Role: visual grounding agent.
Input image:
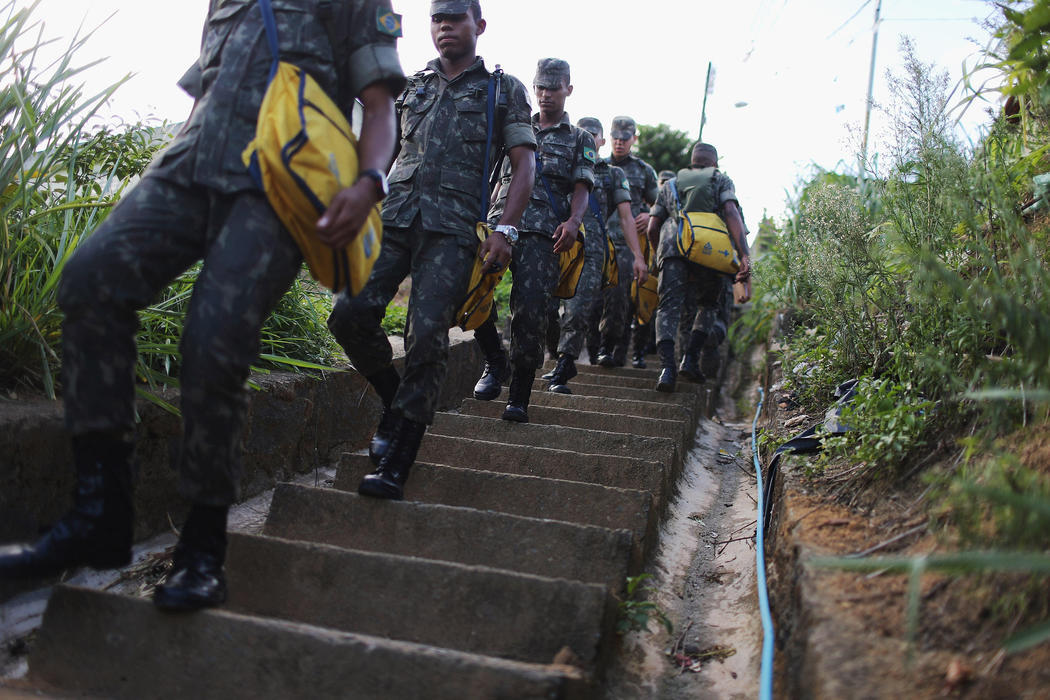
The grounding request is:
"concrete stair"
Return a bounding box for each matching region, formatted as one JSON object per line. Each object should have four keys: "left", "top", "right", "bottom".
{"left": 24, "top": 356, "right": 708, "bottom": 699}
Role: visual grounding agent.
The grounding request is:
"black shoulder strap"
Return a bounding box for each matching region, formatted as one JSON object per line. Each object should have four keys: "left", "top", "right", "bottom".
{"left": 478, "top": 67, "right": 503, "bottom": 223}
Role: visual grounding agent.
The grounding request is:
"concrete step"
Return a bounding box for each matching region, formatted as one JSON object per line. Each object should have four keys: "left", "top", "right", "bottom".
{"left": 432, "top": 413, "right": 678, "bottom": 471}
{"left": 417, "top": 434, "right": 666, "bottom": 499}
{"left": 542, "top": 360, "right": 662, "bottom": 381}
{"left": 264, "top": 483, "right": 635, "bottom": 587}
{"left": 31, "top": 586, "right": 590, "bottom": 700}
{"left": 336, "top": 454, "right": 656, "bottom": 554}
{"left": 528, "top": 390, "right": 693, "bottom": 423}
{"left": 459, "top": 398, "right": 690, "bottom": 446}
{"left": 515, "top": 380, "right": 700, "bottom": 408}
{"left": 224, "top": 533, "right": 610, "bottom": 666}
{"left": 537, "top": 371, "right": 703, "bottom": 394}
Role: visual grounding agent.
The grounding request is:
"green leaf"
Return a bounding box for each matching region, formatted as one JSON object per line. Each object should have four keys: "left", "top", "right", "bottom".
{"left": 1004, "top": 620, "right": 1050, "bottom": 654}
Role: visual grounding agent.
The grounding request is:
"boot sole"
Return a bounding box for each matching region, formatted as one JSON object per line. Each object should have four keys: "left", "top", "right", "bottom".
{"left": 154, "top": 587, "right": 227, "bottom": 613}
{"left": 358, "top": 479, "right": 405, "bottom": 501}
{"left": 656, "top": 382, "right": 676, "bottom": 393}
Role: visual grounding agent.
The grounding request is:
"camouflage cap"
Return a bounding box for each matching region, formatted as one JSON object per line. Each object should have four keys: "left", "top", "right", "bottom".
{"left": 692, "top": 142, "right": 718, "bottom": 161}
{"left": 534, "top": 58, "right": 571, "bottom": 87}
{"left": 430, "top": 0, "right": 477, "bottom": 15}
{"left": 658, "top": 170, "right": 676, "bottom": 182}
{"left": 577, "top": 117, "right": 603, "bottom": 138}
{"left": 610, "top": 116, "right": 636, "bottom": 140}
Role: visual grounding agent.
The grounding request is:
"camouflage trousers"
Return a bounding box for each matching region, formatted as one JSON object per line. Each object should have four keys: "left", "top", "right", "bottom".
{"left": 507, "top": 231, "right": 560, "bottom": 372}
{"left": 58, "top": 176, "right": 303, "bottom": 506}
{"left": 655, "top": 257, "right": 730, "bottom": 351}
{"left": 556, "top": 229, "right": 605, "bottom": 359}
{"left": 597, "top": 239, "right": 635, "bottom": 346}
{"left": 327, "top": 221, "right": 475, "bottom": 425}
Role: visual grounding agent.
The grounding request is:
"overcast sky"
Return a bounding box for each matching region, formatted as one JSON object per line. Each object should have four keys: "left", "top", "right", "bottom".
{"left": 25, "top": 0, "right": 1000, "bottom": 221}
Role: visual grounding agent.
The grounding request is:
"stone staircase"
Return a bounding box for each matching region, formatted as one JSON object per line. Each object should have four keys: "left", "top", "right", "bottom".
{"left": 22, "top": 362, "right": 713, "bottom": 699}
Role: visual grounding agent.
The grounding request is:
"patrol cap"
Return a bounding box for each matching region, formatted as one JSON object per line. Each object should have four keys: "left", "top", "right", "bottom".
{"left": 658, "top": 170, "right": 675, "bottom": 182}
{"left": 534, "top": 58, "right": 571, "bottom": 87}
{"left": 610, "top": 116, "right": 636, "bottom": 140}
{"left": 692, "top": 142, "right": 718, "bottom": 161}
{"left": 430, "top": 0, "right": 479, "bottom": 16}
{"left": 577, "top": 117, "right": 603, "bottom": 138}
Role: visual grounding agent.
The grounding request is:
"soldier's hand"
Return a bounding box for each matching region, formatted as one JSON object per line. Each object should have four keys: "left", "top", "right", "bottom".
{"left": 632, "top": 255, "right": 649, "bottom": 285}
{"left": 634, "top": 211, "right": 650, "bottom": 236}
{"left": 552, "top": 220, "right": 579, "bottom": 254}
{"left": 735, "top": 254, "right": 751, "bottom": 283}
{"left": 480, "top": 230, "right": 512, "bottom": 273}
{"left": 317, "top": 180, "right": 378, "bottom": 249}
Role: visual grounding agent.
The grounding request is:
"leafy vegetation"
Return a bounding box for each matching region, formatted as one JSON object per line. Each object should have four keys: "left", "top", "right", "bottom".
{"left": 616, "top": 574, "right": 673, "bottom": 636}
{"left": 737, "top": 3, "right": 1050, "bottom": 653}
{"left": 635, "top": 123, "right": 693, "bottom": 174}
{"left": 1, "top": 1, "right": 340, "bottom": 403}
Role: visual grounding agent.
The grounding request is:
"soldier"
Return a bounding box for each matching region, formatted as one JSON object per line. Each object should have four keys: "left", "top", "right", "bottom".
{"left": 595, "top": 116, "right": 659, "bottom": 368}
{"left": 471, "top": 58, "right": 595, "bottom": 422}
{"left": 646, "top": 142, "right": 751, "bottom": 392}
{"left": 0, "top": 0, "right": 405, "bottom": 611}
{"left": 543, "top": 117, "right": 647, "bottom": 393}
{"left": 327, "top": 1, "right": 535, "bottom": 500}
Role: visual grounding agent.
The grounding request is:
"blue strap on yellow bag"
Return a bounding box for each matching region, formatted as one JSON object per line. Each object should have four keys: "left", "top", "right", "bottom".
{"left": 454, "top": 69, "right": 506, "bottom": 331}
{"left": 241, "top": 0, "right": 382, "bottom": 295}
{"left": 670, "top": 177, "right": 740, "bottom": 275}
{"left": 536, "top": 156, "right": 585, "bottom": 299}
{"left": 588, "top": 194, "right": 619, "bottom": 290}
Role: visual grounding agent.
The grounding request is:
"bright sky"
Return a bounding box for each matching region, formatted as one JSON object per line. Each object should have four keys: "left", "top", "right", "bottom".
{"left": 26, "top": 0, "right": 1000, "bottom": 222}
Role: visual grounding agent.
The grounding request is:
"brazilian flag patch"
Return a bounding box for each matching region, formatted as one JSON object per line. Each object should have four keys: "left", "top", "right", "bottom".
{"left": 621, "top": 177, "right": 630, "bottom": 191}
{"left": 376, "top": 9, "right": 403, "bottom": 37}
{"left": 583, "top": 147, "right": 597, "bottom": 163}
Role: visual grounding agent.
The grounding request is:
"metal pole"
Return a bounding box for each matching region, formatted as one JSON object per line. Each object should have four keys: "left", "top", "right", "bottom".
{"left": 699, "top": 61, "right": 712, "bottom": 141}
{"left": 860, "top": 0, "right": 882, "bottom": 180}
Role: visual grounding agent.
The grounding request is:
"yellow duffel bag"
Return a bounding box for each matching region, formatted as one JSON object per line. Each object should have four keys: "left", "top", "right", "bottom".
{"left": 455, "top": 223, "right": 507, "bottom": 331}
{"left": 553, "top": 226, "right": 586, "bottom": 299}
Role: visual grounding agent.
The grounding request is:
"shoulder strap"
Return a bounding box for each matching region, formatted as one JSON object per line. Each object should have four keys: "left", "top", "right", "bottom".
{"left": 587, "top": 194, "right": 607, "bottom": 239}
{"left": 478, "top": 67, "right": 502, "bottom": 223}
{"left": 536, "top": 154, "right": 566, "bottom": 222}
{"left": 256, "top": 0, "right": 280, "bottom": 80}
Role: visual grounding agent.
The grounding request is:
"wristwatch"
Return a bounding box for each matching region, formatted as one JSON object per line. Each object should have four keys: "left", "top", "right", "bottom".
{"left": 358, "top": 168, "right": 389, "bottom": 200}
{"left": 494, "top": 224, "right": 518, "bottom": 246}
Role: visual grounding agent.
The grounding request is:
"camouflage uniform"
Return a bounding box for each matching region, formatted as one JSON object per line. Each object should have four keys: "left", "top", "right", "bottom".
{"left": 489, "top": 112, "right": 596, "bottom": 372}
{"left": 557, "top": 159, "right": 630, "bottom": 358}
{"left": 58, "top": 0, "right": 404, "bottom": 507}
{"left": 650, "top": 166, "right": 738, "bottom": 350}
{"left": 327, "top": 56, "right": 535, "bottom": 424}
{"left": 600, "top": 152, "right": 658, "bottom": 350}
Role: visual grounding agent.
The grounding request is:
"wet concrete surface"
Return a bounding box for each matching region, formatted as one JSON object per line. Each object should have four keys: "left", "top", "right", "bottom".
{"left": 603, "top": 418, "right": 761, "bottom": 699}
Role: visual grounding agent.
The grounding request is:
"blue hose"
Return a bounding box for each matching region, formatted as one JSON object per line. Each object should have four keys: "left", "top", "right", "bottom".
{"left": 752, "top": 387, "right": 775, "bottom": 699}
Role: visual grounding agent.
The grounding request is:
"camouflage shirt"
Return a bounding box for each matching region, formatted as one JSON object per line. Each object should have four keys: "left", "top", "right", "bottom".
{"left": 382, "top": 57, "right": 535, "bottom": 242}
{"left": 651, "top": 166, "right": 738, "bottom": 263}
{"left": 489, "top": 112, "right": 596, "bottom": 236}
{"left": 583, "top": 160, "right": 631, "bottom": 242}
{"left": 153, "top": 0, "right": 405, "bottom": 193}
{"left": 606, "top": 153, "right": 659, "bottom": 242}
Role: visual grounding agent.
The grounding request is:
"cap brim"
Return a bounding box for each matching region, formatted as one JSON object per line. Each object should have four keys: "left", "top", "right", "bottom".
{"left": 610, "top": 130, "right": 633, "bottom": 140}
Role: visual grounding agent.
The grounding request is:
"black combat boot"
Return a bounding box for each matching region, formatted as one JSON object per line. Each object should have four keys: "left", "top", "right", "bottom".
{"left": 154, "top": 504, "right": 228, "bottom": 612}
{"left": 679, "top": 330, "right": 706, "bottom": 383}
{"left": 358, "top": 417, "right": 427, "bottom": 500}
{"left": 587, "top": 342, "right": 601, "bottom": 365}
{"left": 656, "top": 340, "right": 678, "bottom": 393}
{"left": 0, "top": 433, "right": 134, "bottom": 580}
{"left": 502, "top": 370, "right": 535, "bottom": 423}
{"left": 631, "top": 350, "right": 647, "bottom": 369}
{"left": 610, "top": 344, "right": 627, "bottom": 368}
{"left": 473, "top": 320, "right": 509, "bottom": 400}
{"left": 367, "top": 366, "right": 401, "bottom": 464}
{"left": 546, "top": 354, "right": 577, "bottom": 394}
{"left": 596, "top": 339, "right": 617, "bottom": 367}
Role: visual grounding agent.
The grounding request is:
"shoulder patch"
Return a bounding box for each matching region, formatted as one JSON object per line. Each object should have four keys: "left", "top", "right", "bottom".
{"left": 583, "top": 147, "right": 597, "bottom": 163}
{"left": 621, "top": 177, "right": 630, "bottom": 190}
{"left": 376, "top": 9, "right": 403, "bottom": 37}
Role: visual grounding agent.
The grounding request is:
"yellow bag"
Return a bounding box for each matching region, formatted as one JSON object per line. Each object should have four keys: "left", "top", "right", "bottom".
{"left": 242, "top": 2, "right": 381, "bottom": 295}
{"left": 675, "top": 212, "right": 739, "bottom": 275}
{"left": 553, "top": 227, "right": 586, "bottom": 299}
{"left": 601, "top": 234, "right": 619, "bottom": 289}
{"left": 455, "top": 223, "right": 507, "bottom": 331}
{"left": 632, "top": 273, "right": 659, "bottom": 325}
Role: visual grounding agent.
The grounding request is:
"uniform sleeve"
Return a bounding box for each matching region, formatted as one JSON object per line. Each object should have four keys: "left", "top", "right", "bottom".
{"left": 643, "top": 162, "right": 659, "bottom": 205}
{"left": 572, "top": 128, "right": 596, "bottom": 189}
{"left": 650, "top": 183, "right": 673, "bottom": 223}
{"left": 610, "top": 165, "right": 632, "bottom": 206}
{"left": 501, "top": 75, "right": 537, "bottom": 150}
{"left": 717, "top": 172, "right": 739, "bottom": 206}
{"left": 342, "top": 0, "right": 407, "bottom": 99}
